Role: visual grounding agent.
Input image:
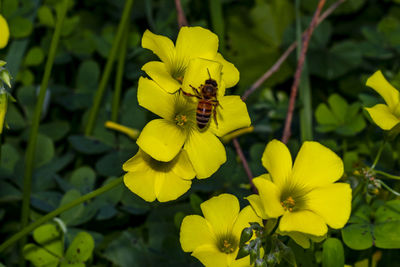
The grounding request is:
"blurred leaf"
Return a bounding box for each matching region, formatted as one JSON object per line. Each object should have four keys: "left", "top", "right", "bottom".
{"left": 95, "top": 150, "right": 131, "bottom": 177}
{"left": 23, "top": 244, "right": 59, "bottom": 267}
{"left": 322, "top": 238, "right": 344, "bottom": 267}
{"left": 3, "top": 0, "right": 19, "bottom": 18}
{"left": 39, "top": 120, "right": 70, "bottom": 141}
{"left": 34, "top": 134, "right": 55, "bottom": 168}
{"left": 76, "top": 60, "right": 100, "bottom": 93}
{"left": 63, "top": 232, "right": 94, "bottom": 264}
{"left": 68, "top": 135, "right": 112, "bottom": 154}
{"left": 24, "top": 47, "right": 45, "bottom": 66}
{"left": 9, "top": 16, "right": 34, "bottom": 38}
{"left": 33, "top": 224, "right": 63, "bottom": 257}
{"left": 59, "top": 189, "right": 85, "bottom": 226}
{"left": 0, "top": 143, "right": 20, "bottom": 175}
{"left": 38, "top": 5, "right": 55, "bottom": 27}
{"left": 69, "top": 166, "right": 96, "bottom": 194}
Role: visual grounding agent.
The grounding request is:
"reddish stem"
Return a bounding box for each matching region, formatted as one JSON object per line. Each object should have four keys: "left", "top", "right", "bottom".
{"left": 174, "top": 0, "right": 188, "bottom": 28}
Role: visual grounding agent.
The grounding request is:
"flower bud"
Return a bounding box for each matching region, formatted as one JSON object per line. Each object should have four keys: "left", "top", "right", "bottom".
{"left": 239, "top": 227, "right": 253, "bottom": 246}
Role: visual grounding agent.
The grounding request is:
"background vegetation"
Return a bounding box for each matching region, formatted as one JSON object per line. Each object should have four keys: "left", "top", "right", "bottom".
{"left": 1, "top": 0, "right": 400, "bottom": 266}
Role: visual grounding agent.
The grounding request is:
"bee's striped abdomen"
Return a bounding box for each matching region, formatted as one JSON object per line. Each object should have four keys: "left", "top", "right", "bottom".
{"left": 196, "top": 100, "right": 213, "bottom": 129}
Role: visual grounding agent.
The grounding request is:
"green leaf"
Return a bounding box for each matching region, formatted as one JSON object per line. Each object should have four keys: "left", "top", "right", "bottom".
{"left": 34, "top": 134, "right": 55, "bottom": 168}
{"left": 24, "top": 47, "right": 45, "bottom": 66}
{"left": 68, "top": 135, "right": 112, "bottom": 154}
{"left": 59, "top": 189, "right": 85, "bottom": 226}
{"left": 33, "top": 224, "right": 63, "bottom": 257}
{"left": 39, "top": 120, "right": 70, "bottom": 141}
{"left": 9, "top": 16, "right": 34, "bottom": 38}
{"left": 322, "top": 238, "right": 344, "bottom": 267}
{"left": 374, "top": 200, "right": 400, "bottom": 248}
{"left": 23, "top": 244, "right": 59, "bottom": 267}
{"left": 0, "top": 143, "right": 19, "bottom": 174}
{"left": 69, "top": 166, "right": 96, "bottom": 194}
{"left": 2, "top": 0, "right": 19, "bottom": 19}
{"left": 38, "top": 5, "right": 55, "bottom": 27}
{"left": 342, "top": 223, "right": 373, "bottom": 250}
{"left": 76, "top": 60, "right": 100, "bottom": 93}
{"left": 63, "top": 232, "right": 95, "bottom": 264}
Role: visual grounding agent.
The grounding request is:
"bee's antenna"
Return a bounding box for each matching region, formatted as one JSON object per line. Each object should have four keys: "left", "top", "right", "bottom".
{"left": 206, "top": 68, "right": 211, "bottom": 79}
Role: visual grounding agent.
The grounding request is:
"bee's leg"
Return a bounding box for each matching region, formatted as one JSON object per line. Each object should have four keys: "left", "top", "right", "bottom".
{"left": 190, "top": 85, "right": 202, "bottom": 98}
{"left": 212, "top": 103, "right": 219, "bottom": 127}
{"left": 181, "top": 88, "right": 200, "bottom": 99}
{"left": 211, "top": 99, "right": 223, "bottom": 109}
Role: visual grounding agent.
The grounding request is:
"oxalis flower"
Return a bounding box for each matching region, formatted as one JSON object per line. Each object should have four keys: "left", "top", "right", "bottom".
{"left": 180, "top": 194, "right": 261, "bottom": 267}
{"left": 142, "top": 26, "right": 239, "bottom": 93}
{"left": 136, "top": 58, "right": 250, "bottom": 178}
{"left": 123, "top": 149, "right": 195, "bottom": 202}
{"left": 0, "top": 15, "right": 9, "bottom": 49}
{"left": 247, "top": 140, "right": 352, "bottom": 248}
{"left": 365, "top": 70, "right": 400, "bottom": 130}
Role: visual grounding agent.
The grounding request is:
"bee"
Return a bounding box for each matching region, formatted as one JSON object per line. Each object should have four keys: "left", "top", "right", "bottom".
{"left": 182, "top": 69, "right": 221, "bottom": 129}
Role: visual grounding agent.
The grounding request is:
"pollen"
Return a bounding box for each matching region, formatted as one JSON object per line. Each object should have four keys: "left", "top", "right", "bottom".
{"left": 174, "top": 114, "right": 187, "bottom": 126}
{"left": 217, "top": 234, "right": 237, "bottom": 254}
{"left": 281, "top": 196, "right": 296, "bottom": 212}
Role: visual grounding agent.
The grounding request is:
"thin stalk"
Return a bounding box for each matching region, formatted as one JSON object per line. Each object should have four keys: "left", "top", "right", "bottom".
{"left": 111, "top": 22, "right": 129, "bottom": 122}
{"left": 0, "top": 177, "right": 123, "bottom": 253}
{"left": 84, "top": 0, "right": 134, "bottom": 136}
{"left": 371, "top": 138, "right": 386, "bottom": 170}
{"left": 20, "top": 0, "right": 68, "bottom": 256}
{"left": 380, "top": 180, "right": 400, "bottom": 197}
{"left": 209, "top": 0, "right": 225, "bottom": 52}
{"left": 375, "top": 170, "right": 400, "bottom": 181}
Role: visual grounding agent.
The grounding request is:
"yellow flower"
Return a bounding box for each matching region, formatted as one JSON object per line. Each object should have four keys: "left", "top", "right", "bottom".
{"left": 123, "top": 149, "right": 195, "bottom": 202}
{"left": 136, "top": 58, "right": 251, "bottom": 178}
{"left": 0, "top": 15, "right": 10, "bottom": 49}
{"left": 247, "top": 140, "right": 352, "bottom": 248}
{"left": 142, "top": 26, "right": 239, "bottom": 93}
{"left": 180, "top": 194, "right": 261, "bottom": 267}
{"left": 365, "top": 70, "right": 400, "bottom": 130}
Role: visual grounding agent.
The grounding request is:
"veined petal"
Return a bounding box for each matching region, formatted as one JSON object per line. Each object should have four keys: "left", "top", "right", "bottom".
{"left": 366, "top": 70, "right": 400, "bottom": 111}
{"left": 124, "top": 170, "right": 156, "bottom": 202}
{"left": 137, "top": 77, "right": 176, "bottom": 120}
{"left": 122, "top": 150, "right": 147, "bottom": 172}
{"left": 176, "top": 26, "right": 219, "bottom": 69}
{"left": 171, "top": 150, "right": 196, "bottom": 180}
{"left": 246, "top": 194, "right": 269, "bottom": 219}
{"left": 305, "top": 183, "right": 352, "bottom": 229}
{"left": 279, "top": 210, "right": 327, "bottom": 236}
{"left": 200, "top": 194, "right": 239, "bottom": 236}
{"left": 253, "top": 176, "right": 285, "bottom": 218}
{"left": 142, "top": 61, "right": 181, "bottom": 93}
{"left": 142, "top": 30, "right": 175, "bottom": 67}
{"left": 184, "top": 130, "right": 226, "bottom": 179}
{"left": 181, "top": 58, "right": 224, "bottom": 97}
{"left": 137, "top": 119, "right": 186, "bottom": 162}
{"left": 232, "top": 206, "right": 262, "bottom": 239}
{"left": 365, "top": 104, "right": 400, "bottom": 130}
{"left": 261, "top": 140, "right": 292, "bottom": 189}
{"left": 154, "top": 172, "right": 192, "bottom": 202}
{"left": 209, "top": 96, "right": 251, "bottom": 137}
{"left": 214, "top": 53, "right": 239, "bottom": 88}
{"left": 191, "top": 244, "right": 229, "bottom": 267}
{"left": 180, "top": 215, "right": 216, "bottom": 252}
{"left": 291, "top": 141, "right": 343, "bottom": 188}
{"left": 0, "top": 15, "right": 9, "bottom": 49}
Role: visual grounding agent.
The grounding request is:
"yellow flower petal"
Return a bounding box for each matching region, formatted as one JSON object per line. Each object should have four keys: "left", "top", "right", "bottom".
{"left": 136, "top": 119, "right": 186, "bottom": 162}
{"left": 137, "top": 77, "right": 176, "bottom": 120}
{"left": 366, "top": 70, "right": 400, "bottom": 111}
{"left": 171, "top": 150, "right": 196, "bottom": 180}
{"left": 253, "top": 176, "right": 284, "bottom": 218}
{"left": 245, "top": 194, "right": 269, "bottom": 219}
{"left": 279, "top": 210, "right": 328, "bottom": 236}
{"left": 291, "top": 141, "right": 343, "bottom": 188}
{"left": 122, "top": 150, "right": 147, "bottom": 172}
{"left": 209, "top": 96, "right": 251, "bottom": 137}
{"left": 142, "top": 29, "right": 175, "bottom": 68}
{"left": 124, "top": 170, "right": 156, "bottom": 202}
{"left": 305, "top": 183, "right": 352, "bottom": 229}
{"left": 230, "top": 256, "right": 253, "bottom": 267}
{"left": 191, "top": 244, "right": 229, "bottom": 267}
{"left": 283, "top": 231, "right": 311, "bottom": 248}
{"left": 154, "top": 172, "right": 192, "bottom": 202}
{"left": 142, "top": 61, "right": 181, "bottom": 93}
{"left": 180, "top": 215, "right": 216, "bottom": 252}
{"left": 0, "top": 15, "right": 9, "bottom": 49}
{"left": 200, "top": 194, "right": 239, "bottom": 236}
{"left": 184, "top": 130, "right": 226, "bottom": 179}
{"left": 365, "top": 104, "right": 400, "bottom": 130}
{"left": 261, "top": 139, "right": 292, "bottom": 188}
{"left": 214, "top": 53, "right": 239, "bottom": 88}
{"left": 181, "top": 58, "right": 225, "bottom": 98}
{"left": 176, "top": 26, "right": 219, "bottom": 70}
{"left": 232, "top": 206, "right": 262, "bottom": 239}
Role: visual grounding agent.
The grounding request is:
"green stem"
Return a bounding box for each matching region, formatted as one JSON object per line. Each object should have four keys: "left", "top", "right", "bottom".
{"left": 20, "top": 0, "right": 68, "bottom": 255}
{"left": 209, "top": 0, "right": 224, "bottom": 52}
{"left": 371, "top": 138, "right": 386, "bottom": 170}
{"left": 0, "top": 177, "right": 123, "bottom": 253}
{"left": 84, "top": 0, "right": 134, "bottom": 136}
{"left": 375, "top": 170, "right": 400, "bottom": 181}
{"left": 111, "top": 22, "right": 129, "bottom": 122}
{"left": 380, "top": 180, "right": 400, "bottom": 197}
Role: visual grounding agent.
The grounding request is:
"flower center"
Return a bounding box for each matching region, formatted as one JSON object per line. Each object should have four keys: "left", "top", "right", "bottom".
{"left": 281, "top": 196, "right": 296, "bottom": 212}
{"left": 174, "top": 114, "right": 187, "bottom": 126}
{"left": 217, "top": 234, "right": 237, "bottom": 254}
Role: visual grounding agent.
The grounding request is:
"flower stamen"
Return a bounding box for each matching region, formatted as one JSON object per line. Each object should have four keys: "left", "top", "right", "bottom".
{"left": 175, "top": 114, "right": 187, "bottom": 126}
{"left": 281, "top": 196, "right": 296, "bottom": 212}
{"left": 217, "top": 234, "right": 237, "bottom": 254}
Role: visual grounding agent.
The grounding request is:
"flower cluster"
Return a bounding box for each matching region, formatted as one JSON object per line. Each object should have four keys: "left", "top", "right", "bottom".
{"left": 123, "top": 27, "right": 251, "bottom": 202}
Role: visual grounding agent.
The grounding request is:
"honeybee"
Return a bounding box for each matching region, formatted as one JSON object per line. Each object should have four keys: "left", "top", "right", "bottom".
{"left": 182, "top": 69, "right": 221, "bottom": 129}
